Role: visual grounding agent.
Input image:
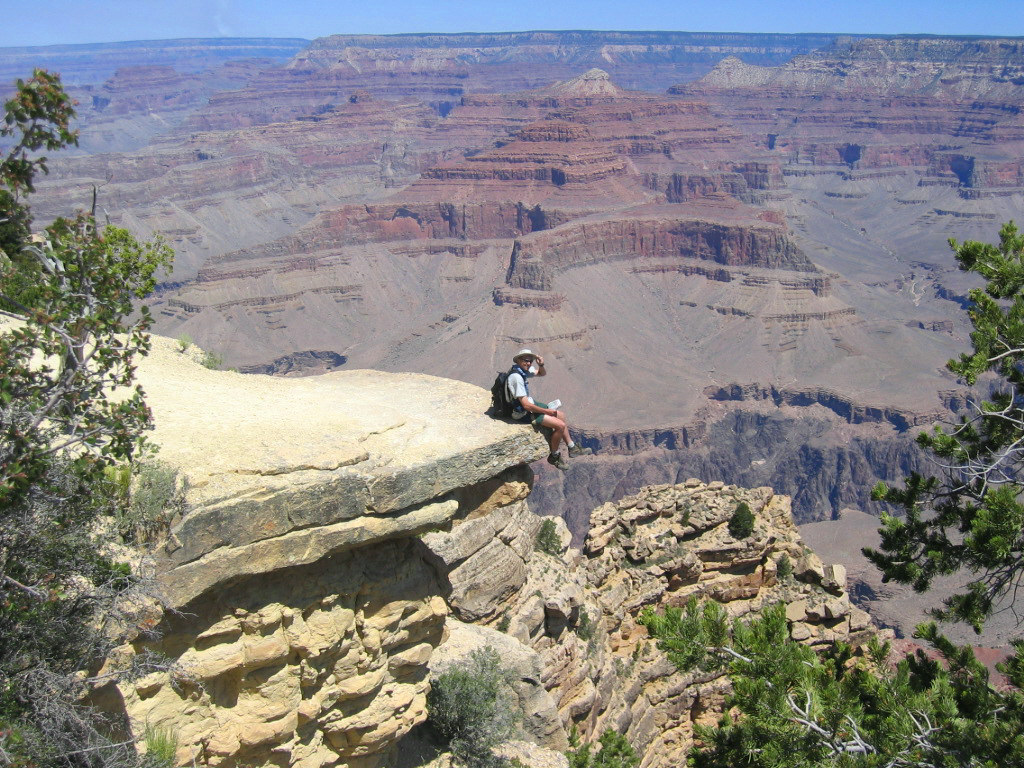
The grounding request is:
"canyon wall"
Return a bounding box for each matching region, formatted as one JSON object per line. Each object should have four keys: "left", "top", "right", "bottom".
{"left": 18, "top": 33, "right": 1012, "bottom": 558}
{"left": 105, "top": 338, "right": 875, "bottom": 768}
{"left": 0, "top": 38, "right": 309, "bottom": 86}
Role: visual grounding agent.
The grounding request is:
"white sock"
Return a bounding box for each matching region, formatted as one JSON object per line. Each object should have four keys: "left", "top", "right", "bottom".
{"left": 567, "top": 440, "right": 575, "bottom": 448}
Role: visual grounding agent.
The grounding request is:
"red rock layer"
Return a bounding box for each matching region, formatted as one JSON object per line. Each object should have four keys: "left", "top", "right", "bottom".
{"left": 506, "top": 211, "right": 816, "bottom": 291}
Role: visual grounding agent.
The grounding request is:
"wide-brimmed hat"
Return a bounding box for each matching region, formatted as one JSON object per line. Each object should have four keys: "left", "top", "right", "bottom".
{"left": 513, "top": 348, "right": 536, "bottom": 362}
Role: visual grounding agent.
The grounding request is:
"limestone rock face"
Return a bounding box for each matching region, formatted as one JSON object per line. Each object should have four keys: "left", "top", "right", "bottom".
{"left": 570, "top": 482, "right": 875, "bottom": 767}
{"left": 108, "top": 337, "right": 877, "bottom": 768}
{"left": 121, "top": 540, "right": 447, "bottom": 766}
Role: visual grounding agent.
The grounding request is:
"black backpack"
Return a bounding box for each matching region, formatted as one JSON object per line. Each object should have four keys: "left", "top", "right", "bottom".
{"left": 490, "top": 369, "right": 516, "bottom": 418}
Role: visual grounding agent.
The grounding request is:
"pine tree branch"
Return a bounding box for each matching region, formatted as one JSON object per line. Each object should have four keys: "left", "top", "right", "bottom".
{"left": 1, "top": 573, "right": 47, "bottom": 600}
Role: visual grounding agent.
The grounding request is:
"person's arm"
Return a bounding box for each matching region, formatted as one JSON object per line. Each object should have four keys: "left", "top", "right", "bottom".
{"left": 526, "top": 357, "right": 552, "bottom": 413}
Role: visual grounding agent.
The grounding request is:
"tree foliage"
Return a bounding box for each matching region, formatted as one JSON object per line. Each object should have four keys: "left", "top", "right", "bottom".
{"left": 567, "top": 727, "right": 639, "bottom": 768}
{"left": 1, "top": 69, "right": 78, "bottom": 305}
{"left": 427, "top": 647, "right": 519, "bottom": 768}
{"left": 641, "top": 599, "right": 1024, "bottom": 767}
{"left": 639, "top": 224, "right": 1024, "bottom": 768}
{"left": 867, "top": 222, "right": 1024, "bottom": 630}
{"left": 0, "top": 70, "right": 173, "bottom": 767}
{"left": 535, "top": 517, "right": 562, "bottom": 555}
{"left": 728, "top": 501, "right": 755, "bottom": 539}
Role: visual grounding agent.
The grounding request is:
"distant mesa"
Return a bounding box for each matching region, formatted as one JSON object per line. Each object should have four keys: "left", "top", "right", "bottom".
{"left": 545, "top": 68, "right": 624, "bottom": 98}
{"left": 695, "top": 56, "right": 775, "bottom": 89}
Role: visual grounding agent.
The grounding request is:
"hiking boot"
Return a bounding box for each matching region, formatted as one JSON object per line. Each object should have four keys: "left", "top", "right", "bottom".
{"left": 547, "top": 452, "right": 569, "bottom": 471}
{"left": 568, "top": 445, "right": 593, "bottom": 458}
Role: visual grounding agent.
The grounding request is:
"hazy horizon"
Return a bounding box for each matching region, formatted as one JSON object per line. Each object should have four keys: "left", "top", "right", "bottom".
{"left": 4, "top": 0, "right": 1023, "bottom": 48}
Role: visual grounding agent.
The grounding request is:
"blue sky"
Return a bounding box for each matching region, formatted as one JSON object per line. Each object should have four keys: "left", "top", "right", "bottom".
{"left": 2, "top": 0, "right": 1022, "bottom": 47}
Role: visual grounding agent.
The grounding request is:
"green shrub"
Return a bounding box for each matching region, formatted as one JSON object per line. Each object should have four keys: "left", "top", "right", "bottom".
{"left": 535, "top": 518, "right": 561, "bottom": 555}
{"left": 200, "top": 349, "right": 223, "bottom": 370}
{"left": 175, "top": 334, "right": 192, "bottom": 352}
{"left": 427, "top": 647, "right": 518, "bottom": 768}
{"left": 103, "top": 462, "right": 133, "bottom": 502}
{"left": 776, "top": 553, "right": 793, "bottom": 579}
{"left": 115, "top": 461, "right": 184, "bottom": 545}
{"left": 576, "top": 608, "right": 594, "bottom": 641}
{"left": 567, "top": 727, "right": 639, "bottom": 768}
{"left": 143, "top": 723, "right": 178, "bottom": 767}
{"left": 727, "top": 501, "right": 754, "bottom": 539}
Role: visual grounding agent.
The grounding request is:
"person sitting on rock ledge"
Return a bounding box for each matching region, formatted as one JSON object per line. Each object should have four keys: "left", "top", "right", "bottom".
{"left": 507, "top": 348, "right": 592, "bottom": 470}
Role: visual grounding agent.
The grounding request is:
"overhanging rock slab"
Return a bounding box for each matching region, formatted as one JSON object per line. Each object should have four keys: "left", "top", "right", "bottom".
{"left": 135, "top": 336, "right": 548, "bottom": 608}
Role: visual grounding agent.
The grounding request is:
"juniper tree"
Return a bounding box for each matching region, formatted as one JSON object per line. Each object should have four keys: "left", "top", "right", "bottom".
{"left": 0, "top": 71, "right": 173, "bottom": 767}
{"left": 427, "top": 647, "right": 518, "bottom": 768}
{"left": 641, "top": 599, "right": 1024, "bottom": 767}
{"left": 640, "top": 224, "right": 1024, "bottom": 767}
{"left": 567, "top": 727, "right": 639, "bottom": 768}
{"left": 729, "top": 501, "right": 755, "bottom": 539}
{"left": 867, "top": 222, "right": 1024, "bottom": 631}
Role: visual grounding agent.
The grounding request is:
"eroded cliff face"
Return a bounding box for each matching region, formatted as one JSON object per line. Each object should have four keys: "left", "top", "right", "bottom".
{"left": 107, "top": 337, "right": 875, "bottom": 768}
{"left": 424, "top": 479, "right": 873, "bottom": 768}
{"left": 104, "top": 336, "right": 550, "bottom": 767}
{"left": 120, "top": 541, "right": 448, "bottom": 765}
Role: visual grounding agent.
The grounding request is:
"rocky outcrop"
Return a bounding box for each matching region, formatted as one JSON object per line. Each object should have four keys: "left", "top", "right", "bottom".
{"left": 99, "top": 336, "right": 883, "bottom": 768}
{"left": 117, "top": 539, "right": 449, "bottom": 765}
{"left": 576, "top": 481, "right": 874, "bottom": 768}
{"left": 238, "top": 349, "right": 349, "bottom": 376}
{"left": 418, "top": 477, "right": 875, "bottom": 768}
{"left": 138, "top": 343, "right": 545, "bottom": 609}
{"left": 103, "top": 336, "right": 549, "bottom": 767}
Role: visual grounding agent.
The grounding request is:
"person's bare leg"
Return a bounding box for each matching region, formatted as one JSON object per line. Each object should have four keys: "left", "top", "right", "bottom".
{"left": 540, "top": 413, "right": 570, "bottom": 453}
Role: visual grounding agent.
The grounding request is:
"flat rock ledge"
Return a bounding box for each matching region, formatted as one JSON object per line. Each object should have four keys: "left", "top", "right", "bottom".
{"left": 135, "top": 335, "right": 548, "bottom": 608}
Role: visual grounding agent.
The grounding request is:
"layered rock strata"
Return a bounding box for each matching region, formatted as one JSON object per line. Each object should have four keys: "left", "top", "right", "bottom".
{"left": 0, "top": 38, "right": 309, "bottom": 87}
{"left": 25, "top": 35, "right": 1008, "bottom": 544}
{"left": 104, "top": 336, "right": 550, "bottom": 767}
{"left": 421, "top": 478, "right": 874, "bottom": 768}
{"left": 177, "top": 31, "right": 840, "bottom": 130}
{"left": 505, "top": 212, "right": 816, "bottom": 292}
{"left": 674, "top": 38, "right": 1024, "bottom": 193}
{"left": 101, "top": 337, "right": 876, "bottom": 768}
